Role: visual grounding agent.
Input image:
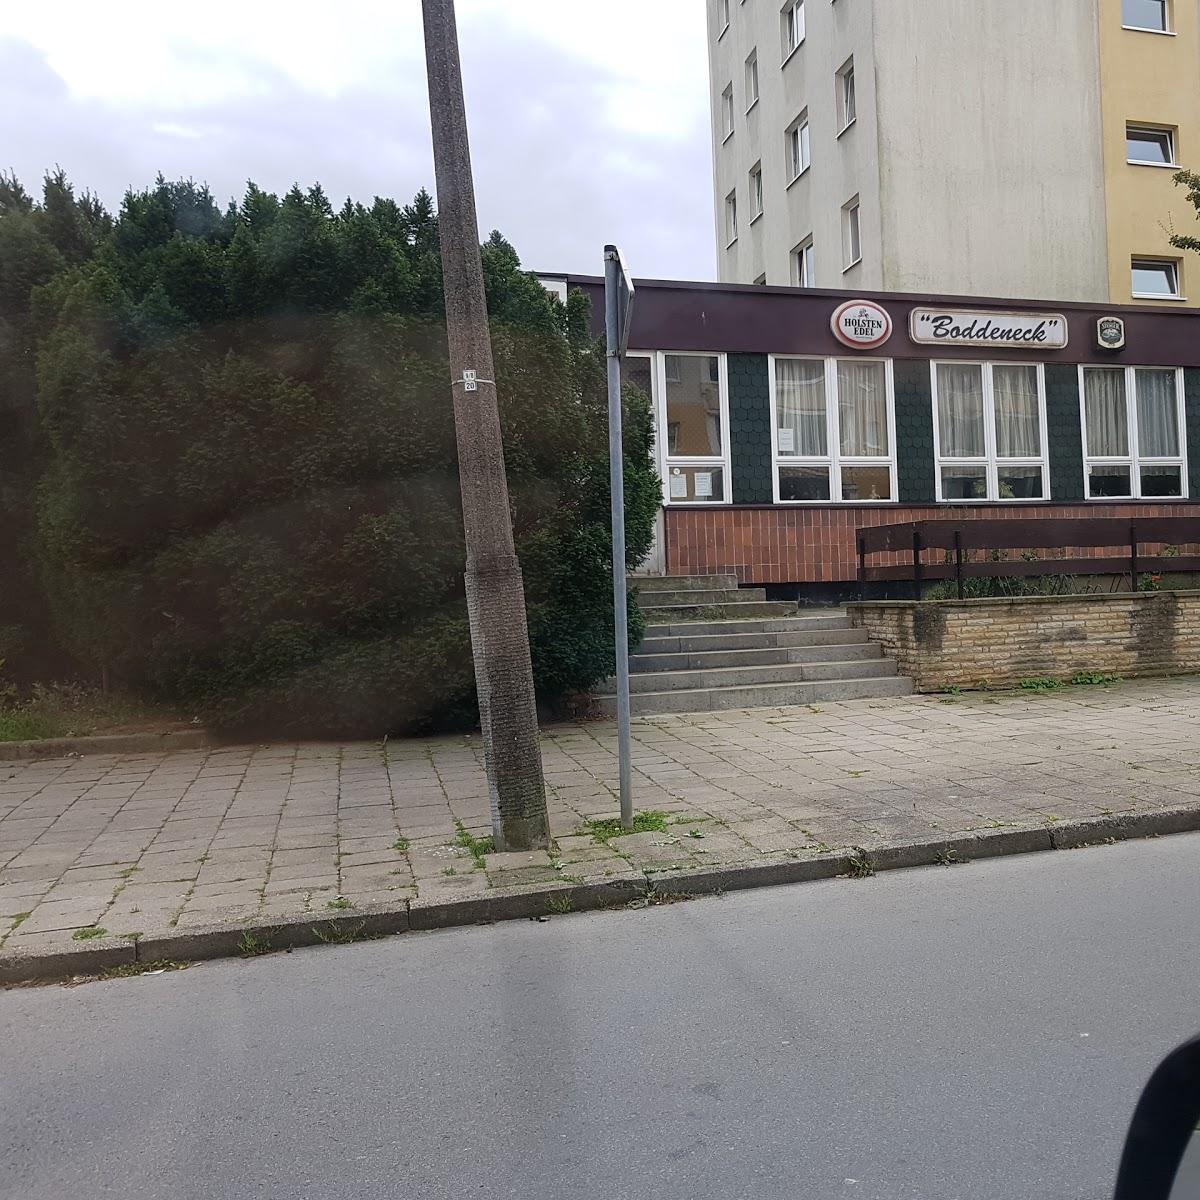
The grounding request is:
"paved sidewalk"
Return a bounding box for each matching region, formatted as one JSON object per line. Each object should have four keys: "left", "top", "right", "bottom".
{"left": 4, "top": 677, "right": 1200, "bottom": 971}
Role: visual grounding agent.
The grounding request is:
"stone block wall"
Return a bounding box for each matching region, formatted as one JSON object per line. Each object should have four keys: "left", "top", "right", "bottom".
{"left": 846, "top": 592, "right": 1200, "bottom": 691}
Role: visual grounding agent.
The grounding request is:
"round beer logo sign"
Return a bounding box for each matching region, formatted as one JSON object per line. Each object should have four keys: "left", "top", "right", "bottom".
{"left": 1097, "top": 316, "right": 1126, "bottom": 351}
{"left": 831, "top": 300, "right": 893, "bottom": 349}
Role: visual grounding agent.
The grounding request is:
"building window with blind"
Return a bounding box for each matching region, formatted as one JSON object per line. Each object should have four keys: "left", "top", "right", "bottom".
{"left": 661, "top": 353, "right": 730, "bottom": 503}
{"left": 1080, "top": 366, "right": 1187, "bottom": 499}
{"left": 770, "top": 357, "right": 896, "bottom": 502}
{"left": 932, "top": 362, "right": 1048, "bottom": 501}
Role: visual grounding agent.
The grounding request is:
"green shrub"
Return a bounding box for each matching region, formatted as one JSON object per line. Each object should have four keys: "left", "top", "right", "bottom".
{"left": 7, "top": 176, "right": 659, "bottom": 736}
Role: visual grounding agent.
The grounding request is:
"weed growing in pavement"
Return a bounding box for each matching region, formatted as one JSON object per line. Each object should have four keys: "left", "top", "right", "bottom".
{"left": 326, "top": 896, "right": 353, "bottom": 910}
{"left": 238, "top": 930, "right": 274, "bottom": 957}
{"left": 845, "top": 853, "right": 875, "bottom": 878}
{"left": 9, "top": 912, "right": 31, "bottom": 930}
{"left": 933, "top": 848, "right": 960, "bottom": 867}
{"left": 585, "top": 810, "right": 670, "bottom": 842}
{"left": 391, "top": 838, "right": 410, "bottom": 853}
{"left": 312, "top": 921, "right": 381, "bottom": 946}
{"left": 71, "top": 926, "right": 108, "bottom": 940}
{"left": 442, "top": 867, "right": 458, "bottom": 876}
{"left": 547, "top": 893, "right": 574, "bottom": 915}
{"left": 453, "top": 821, "right": 494, "bottom": 868}
{"left": 1072, "top": 672, "right": 1121, "bottom": 686}
{"left": 1019, "top": 677, "right": 1065, "bottom": 692}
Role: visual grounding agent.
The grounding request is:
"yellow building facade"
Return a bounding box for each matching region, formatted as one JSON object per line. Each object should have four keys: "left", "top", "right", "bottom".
{"left": 1099, "top": 0, "right": 1200, "bottom": 306}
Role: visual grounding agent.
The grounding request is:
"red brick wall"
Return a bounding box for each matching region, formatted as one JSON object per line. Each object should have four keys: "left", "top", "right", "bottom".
{"left": 664, "top": 504, "right": 1200, "bottom": 584}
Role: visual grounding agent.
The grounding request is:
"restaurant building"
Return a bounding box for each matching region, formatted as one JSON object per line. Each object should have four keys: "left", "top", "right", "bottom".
{"left": 542, "top": 275, "right": 1200, "bottom": 598}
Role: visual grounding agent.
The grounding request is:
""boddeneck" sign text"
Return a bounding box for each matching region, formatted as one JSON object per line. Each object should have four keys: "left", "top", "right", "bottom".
{"left": 909, "top": 308, "right": 1069, "bottom": 350}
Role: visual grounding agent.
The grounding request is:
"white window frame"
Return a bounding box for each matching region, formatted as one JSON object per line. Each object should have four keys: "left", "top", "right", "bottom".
{"left": 1079, "top": 365, "right": 1188, "bottom": 500}
{"left": 749, "top": 163, "right": 764, "bottom": 222}
{"left": 1122, "top": 0, "right": 1172, "bottom": 33}
{"left": 724, "top": 190, "right": 738, "bottom": 246}
{"left": 1131, "top": 257, "right": 1182, "bottom": 299}
{"left": 1126, "top": 123, "right": 1178, "bottom": 167}
{"left": 769, "top": 356, "right": 898, "bottom": 505}
{"left": 836, "top": 58, "right": 856, "bottom": 134}
{"left": 719, "top": 0, "right": 731, "bottom": 34}
{"left": 930, "top": 361, "right": 1050, "bottom": 503}
{"left": 657, "top": 351, "right": 733, "bottom": 506}
{"left": 842, "top": 196, "right": 861, "bottom": 270}
{"left": 721, "top": 84, "right": 735, "bottom": 141}
{"left": 791, "top": 237, "right": 815, "bottom": 287}
{"left": 785, "top": 111, "right": 811, "bottom": 183}
{"left": 781, "top": 0, "right": 805, "bottom": 63}
{"left": 745, "top": 49, "right": 760, "bottom": 111}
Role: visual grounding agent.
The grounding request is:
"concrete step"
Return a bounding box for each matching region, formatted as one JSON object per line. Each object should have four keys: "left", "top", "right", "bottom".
{"left": 633, "top": 587, "right": 765, "bottom": 607}
{"left": 632, "top": 573, "right": 740, "bottom": 592}
{"left": 643, "top": 613, "right": 850, "bottom": 639}
{"left": 640, "top": 601, "right": 798, "bottom": 623}
{"left": 594, "top": 675, "right": 915, "bottom": 717}
{"left": 598, "top": 658, "right": 898, "bottom": 695}
{"left": 630, "top": 641, "right": 883, "bottom": 673}
{"left": 640, "top": 627, "right": 869, "bottom": 654}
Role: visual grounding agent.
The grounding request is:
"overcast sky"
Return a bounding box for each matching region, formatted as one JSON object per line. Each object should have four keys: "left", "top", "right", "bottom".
{"left": 0, "top": 0, "right": 716, "bottom": 280}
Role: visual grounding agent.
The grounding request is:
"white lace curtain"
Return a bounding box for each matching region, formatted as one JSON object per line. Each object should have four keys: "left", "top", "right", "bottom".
{"left": 776, "top": 359, "right": 827, "bottom": 456}
{"left": 1136, "top": 369, "right": 1179, "bottom": 458}
{"left": 1084, "top": 369, "right": 1128, "bottom": 457}
{"left": 993, "top": 366, "right": 1040, "bottom": 458}
{"left": 837, "top": 361, "right": 888, "bottom": 457}
{"left": 937, "top": 364, "right": 985, "bottom": 457}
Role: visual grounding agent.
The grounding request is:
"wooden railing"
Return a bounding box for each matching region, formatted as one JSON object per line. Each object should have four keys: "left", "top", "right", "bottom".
{"left": 856, "top": 517, "right": 1200, "bottom": 599}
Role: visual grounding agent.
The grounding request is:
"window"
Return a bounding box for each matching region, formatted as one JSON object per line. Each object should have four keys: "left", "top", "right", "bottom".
{"left": 721, "top": 84, "right": 735, "bottom": 140}
{"left": 791, "top": 238, "right": 815, "bottom": 287}
{"left": 842, "top": 197, "right": 861, "bottom": 269}
{"left": 771, "top": 357, "right": 896, "bottom": 502}
{"left": 1132, "top": 258, "right": 1181, "bottom": 297}
{"left": 933, "top": 362, "right": 1048, "bottom": 501}
{"left": 719, "top": 0, "right": 731, "bottom": 32}
{"left": 745, "top": 50, "right": 760, "bottom": 110}
{"left": 1122, "top": 0, "right": 1169, "bottom": 31}
{"left": 724, "top": 190, "right": 738, "bottom": 245}
{"left": 836, "top": 58, "right": 856, "bottom": 132}
{"left": 749, "top": 163, "right": 763, "bottom": 221}
{"left": 1126, "top": 125, "right": 1176, "bottom": 165}
{"left": 785, "top": 111, "right": 811, "bottom": 181}
{"left": 1081, "top": 366, "right": 1186, "bottom": 498}
{"left": 662, "top": 354, "right": 729, "bottom": 503}
{"left": 781, "top": 0, "right": 805, "bottom": 60}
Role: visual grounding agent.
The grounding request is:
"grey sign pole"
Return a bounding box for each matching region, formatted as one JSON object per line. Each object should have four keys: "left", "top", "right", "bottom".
{"left": 604, "top": 245, "right": 634, "bottom": 829}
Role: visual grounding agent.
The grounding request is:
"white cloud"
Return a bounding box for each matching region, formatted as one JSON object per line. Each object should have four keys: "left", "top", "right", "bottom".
{"left": 0, "top": 1, "right": 714, "bottom": 278}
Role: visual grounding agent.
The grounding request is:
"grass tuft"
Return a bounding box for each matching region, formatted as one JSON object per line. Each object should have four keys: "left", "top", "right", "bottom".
{"left": 585, "top": 810, "right": 670, "bottom": 843}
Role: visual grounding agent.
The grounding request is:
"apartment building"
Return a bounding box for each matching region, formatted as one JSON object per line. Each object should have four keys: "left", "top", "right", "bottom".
{"left": 707, "top": 0, "right": 1200, "bottom": 306}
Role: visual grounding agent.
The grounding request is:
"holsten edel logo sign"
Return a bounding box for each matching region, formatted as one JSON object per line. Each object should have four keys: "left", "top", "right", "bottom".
{"left": 910, "top": 308, "right": 1069, "bottom": 350}
{"left": 831, "top": 300, "right": 893, "bottom": 349}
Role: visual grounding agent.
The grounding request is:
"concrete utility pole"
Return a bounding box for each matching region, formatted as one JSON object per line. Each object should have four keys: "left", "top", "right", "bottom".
{"left": 420, "top": 0, "right": 550, "bottom": 851}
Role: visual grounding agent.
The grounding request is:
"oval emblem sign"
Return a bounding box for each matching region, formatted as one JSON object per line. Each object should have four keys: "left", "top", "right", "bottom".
{"left": 831, "top": 300, "right": 893, "bottom": 350}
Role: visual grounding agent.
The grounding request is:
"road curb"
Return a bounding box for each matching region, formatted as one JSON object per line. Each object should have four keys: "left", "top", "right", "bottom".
{"left": 0, "top": 730, "right": 211, "bottom": 762}
{"left": 5, "top": 804, "right": 1200, "bottom": 985}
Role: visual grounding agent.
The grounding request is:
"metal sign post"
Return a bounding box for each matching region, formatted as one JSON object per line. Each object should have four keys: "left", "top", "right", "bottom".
{"left": 604, "top": 245, "right": 634, "bottom": 829}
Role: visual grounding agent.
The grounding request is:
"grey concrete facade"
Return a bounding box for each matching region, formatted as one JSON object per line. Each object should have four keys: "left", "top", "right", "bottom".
{"left": 707, "top": 0, "right": 1110, "bottom": 301}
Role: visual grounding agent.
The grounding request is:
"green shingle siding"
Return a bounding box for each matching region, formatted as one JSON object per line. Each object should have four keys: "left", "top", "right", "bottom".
{"left": 1045, "top": 363, "right": 1085, "bottom": 502}
{"left": 893, "top": 359, "right": 936, "bottom": 504}
{"left": 727, "top": 353, "right": 773, "bottom": 504}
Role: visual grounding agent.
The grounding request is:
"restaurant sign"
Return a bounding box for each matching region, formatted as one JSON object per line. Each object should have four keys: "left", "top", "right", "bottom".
{"left": 909, "top": 308, "right": 1069, "bottom": 350}
{"left": 831, "top": 300, "right": 893, "bottom": 349}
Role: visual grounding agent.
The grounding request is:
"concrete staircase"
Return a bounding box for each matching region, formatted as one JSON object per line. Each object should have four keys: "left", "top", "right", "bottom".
{"left": 595, "top": 575, "right": 913, "bottom": 716}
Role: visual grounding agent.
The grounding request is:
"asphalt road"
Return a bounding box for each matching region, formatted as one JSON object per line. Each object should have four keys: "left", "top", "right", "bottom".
{"left": 4, "top": 834, "right": 1200, "bottom": 1200}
